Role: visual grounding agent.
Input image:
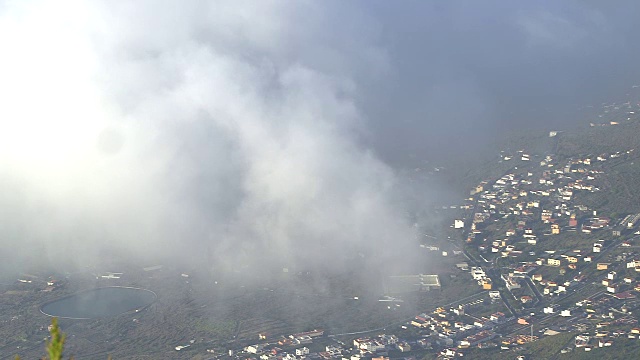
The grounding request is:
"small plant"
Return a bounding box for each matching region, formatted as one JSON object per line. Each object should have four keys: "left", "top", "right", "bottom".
{"left": 46, "top": 318, "right": 66, "bottom": 360}
{"left": 14, "top": 317, "right": 70, "bottom": 360}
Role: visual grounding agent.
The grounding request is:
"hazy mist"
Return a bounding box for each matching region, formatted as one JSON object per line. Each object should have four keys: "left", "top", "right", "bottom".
{"left": 0, "top": 1, "right": 417, "bottom": 275}
{"left": 1, "top": 1, "right": 639, "bottom": 276}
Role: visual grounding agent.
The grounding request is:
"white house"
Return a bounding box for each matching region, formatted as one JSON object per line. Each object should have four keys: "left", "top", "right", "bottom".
{"left": 246, "top": 345, "right": 264, "bottom": 354}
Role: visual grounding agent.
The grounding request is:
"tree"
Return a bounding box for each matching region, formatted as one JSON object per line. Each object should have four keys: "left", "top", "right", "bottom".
{"left": 15, "top": 317, "right": 70, "bottom": 360}
{"left": 46, "top": 318, "right": 66, "bottom": 360}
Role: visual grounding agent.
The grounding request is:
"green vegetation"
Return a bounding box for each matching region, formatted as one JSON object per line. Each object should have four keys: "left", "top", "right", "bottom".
{"left": 463, "top": 332, "right": 575, "bottom": 360}
{"left": 192, "top": 318, "right": 236, "bottom": 339}
{"left": 560, "top": 338, "right": 640, "bottom": 360}
{"left": 46, "top": 318, "right": 66, "bottom": 360}
{"left": 15, "top": 317, "right": 73, "bottom": 360}
{"left": 13, "top": 318, "right": 116, "bottom": 360}
{"left": 523, "top": 332, "right": 575, "bottom": 359}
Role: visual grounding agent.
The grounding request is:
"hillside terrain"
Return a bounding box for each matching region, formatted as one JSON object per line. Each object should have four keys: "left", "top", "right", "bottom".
{"left": 7, "top": 92, "right": 640, "bottom": 359}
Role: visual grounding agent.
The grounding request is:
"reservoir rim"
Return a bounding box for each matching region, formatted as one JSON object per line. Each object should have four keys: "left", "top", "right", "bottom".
{"left": 40, "top": 286, "right": 157, "bottom": 320}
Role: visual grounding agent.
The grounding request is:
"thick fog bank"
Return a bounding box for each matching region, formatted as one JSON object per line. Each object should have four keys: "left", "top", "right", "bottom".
{"left": 0, "top": 1, "right": 424, "bottom": 276}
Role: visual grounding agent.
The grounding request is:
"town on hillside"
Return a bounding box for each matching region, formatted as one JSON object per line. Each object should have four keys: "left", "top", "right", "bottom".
{"left": 203, "top": 91, "right": 640, "bottom": 360}
{"left": 5, "top": 93, "right": 640, "bottom": 360}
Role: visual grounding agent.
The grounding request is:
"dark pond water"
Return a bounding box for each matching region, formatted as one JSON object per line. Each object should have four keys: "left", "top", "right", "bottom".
{"left": 41, "top": 287, "right": 156, "bottom": 319}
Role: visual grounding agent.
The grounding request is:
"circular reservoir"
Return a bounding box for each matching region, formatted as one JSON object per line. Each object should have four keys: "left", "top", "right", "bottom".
{"left": 41, "top": 287, "right": 157, "bottom": 319}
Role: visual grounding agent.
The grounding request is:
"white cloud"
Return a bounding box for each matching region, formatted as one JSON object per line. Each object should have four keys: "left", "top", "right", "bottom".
{"left": 0, "top": 1, "right": 415, "bottom": 273}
